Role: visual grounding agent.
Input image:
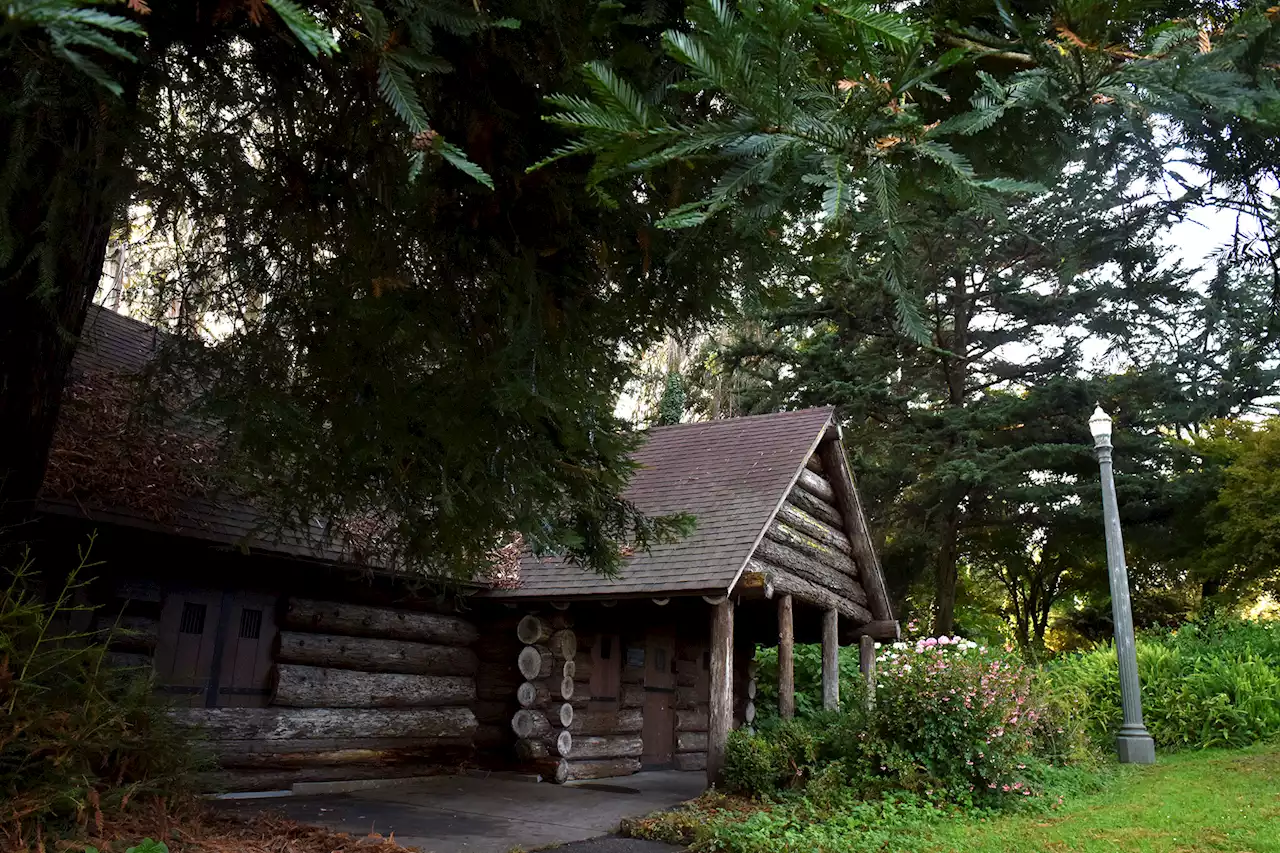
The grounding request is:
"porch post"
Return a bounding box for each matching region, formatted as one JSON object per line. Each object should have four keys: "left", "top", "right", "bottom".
{"left": 778, "top": 594, "right": 795, "bottom": 721}
{"left": 822, "top": 607, "right": 839, "bottom": 711}
{"left": 859, "top": 634, "right": 877, "bottom": 708}
{"left": 708, "top": 598, "right": 734, "bottom": 784}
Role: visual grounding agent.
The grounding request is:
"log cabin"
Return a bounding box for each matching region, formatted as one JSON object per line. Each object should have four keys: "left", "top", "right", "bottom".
{"left": 30, "top": 306, "right": 897, "bottom": 792}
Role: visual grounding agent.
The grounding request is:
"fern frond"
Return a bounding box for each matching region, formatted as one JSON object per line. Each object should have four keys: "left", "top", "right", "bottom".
{"left": 265, "top": 0, "right": 339, "bottom": 57}
{"left": 377, "top": 55, "right": 430, "bottom": 133}
{"left": 436, "top": 140, "right": 494, "bottom": 189}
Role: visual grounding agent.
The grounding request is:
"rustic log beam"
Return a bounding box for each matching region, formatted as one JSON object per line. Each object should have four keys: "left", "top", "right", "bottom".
{"left": 511, "top": 709, "right": 552, "bottom": 740}
{"left": 675, "top": 708, "right": 709, "bottom": 732}
{"left": 822, "top": 608, "right": 839, "bottom": 712}
{"left": 673, "top": 752, "right": 707, "bottom": 772}
{"left": 210, "top": 735, "right": 473, "bottom": 760}
{"left": 557, "top": 758, "right": 641, "bottom": 783}
{"left": 548, "top": 630, "right": 577, "bottom": 660}
{"left": 174, "top": 707, "right": 476, "bottom": 740}
{"left": 567, "top": 735, "right": 644, "bottom": 760}
{"left": 754, "top": 536, "right": 866, "bottom": 603}
{"left": 805, "top": 454, "right": 823, "bottom": 474}
{"left": 217, "top": 743, "right": 469, "bottom": 769}
{"left": 569, "top": 709, "right": 644, "bottom": 735}
{"left": 517, "top": 681, "right": 549, "bottom": 708}
{"left": 272, "top": 665, "right": 474, "bottom": 709}
{"left": 777, "top": 503, "right": 853, "bottom": 557}
{"left": 763, "top": 522, "right": 860, "bottom": 582}
{"left": 848, "top": 620, "right": 901, "bottom": 641}
{"left": 284, "top": 599, "right": 478, "bottom": 646}
{"left": 744, "top": 562, "right": 873, "bottom": 625}
{"left": 778, "top": 594, "right": 795, "bottom": 722}
{"left": 676, "top": 731, "right": 708, "bottom": 753}
{"left": 860, "top": 635, "right": 877, "bottom": 710}
{"left": 517, "top": 615, "right": 553, "bottom": 645}
{"left": 818, "top": 439, "right": 893, "bottom": 622}
{"left": 99, "top": 616, "right": 158, "bottom": 650}
{"left": 516, "top": 738, "right": 551, "bottom": 760}
{"left": 786, "top": 486, "right": 843, "bottom": 528}
{"left": 708, "top": 598, "right": 733, "bottom": 784}
{"left": 198, "top": 764, "right": 444, "bottom": 793}
{"left": 518, "top": 645, "right": 553, "bottom": 680}
{"left": 276, "top": 632, "right": 477, "bottom": 677}
{"left": 796, "top": 468, "right": 836, "bottom": 504}
{"left": 558, "top": 703, "right": 574, "bottom": 728}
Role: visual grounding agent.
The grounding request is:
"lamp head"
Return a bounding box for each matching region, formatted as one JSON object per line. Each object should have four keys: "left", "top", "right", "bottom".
{"left": 1089, "top": 405, "right": 1112, "bottom": 441}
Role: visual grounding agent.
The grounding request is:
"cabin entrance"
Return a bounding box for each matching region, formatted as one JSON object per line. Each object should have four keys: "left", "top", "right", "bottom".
{"left": 641, "top": 626, "right": 676, "bottom": 767}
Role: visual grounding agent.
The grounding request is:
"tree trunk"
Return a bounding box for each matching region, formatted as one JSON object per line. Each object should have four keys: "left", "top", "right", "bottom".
{"left": 932, "top": 506, "right": 962, "bottom": 637}
{"left": 277, "top": 631, "right": 477, "bottom": 676}
{"left": 283, "top": 599, "right": 478, "bottom": 646}
{"left": 0, "top": 84, "right": 130, "bottom": 530}
{"left": 272, "top": 664, "right": 474, "bottom": 708}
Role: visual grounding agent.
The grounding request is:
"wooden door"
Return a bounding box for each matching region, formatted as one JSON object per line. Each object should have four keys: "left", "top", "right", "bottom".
{"left": 589, "top": 632, "right": 622, "bottom": 709}
{"left": 215, "top": 592, "right": 278, "bottom": 707}
{"left": 153, "top": 589, "right": 223, "bottom": 707}
{"left": 642, "top": 627, "right": 676, "bottom": 767}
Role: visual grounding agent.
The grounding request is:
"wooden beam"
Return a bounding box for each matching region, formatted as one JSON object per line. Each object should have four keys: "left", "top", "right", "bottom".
{"left": 859, "top": 635, "right": 877, "bottom": 709}
{"left": 707, "top": 598, "right": 734, "bottom": 785}
{"left": 797, "top": 468, "right": 836, "bottom": 504}
{"left": 848, "top": 619, "right": 901, "bottom": 641}
{"left": 776, "top": 503, "right": 854, "bottom": 557}
{"left": 822, "top": 608, "right": 839, "bottom": 712}
{"left": 756, "top": 533, "right": 865, "bottom": 600}
{"left": 818, "top": 439, "right": 893, "bottom": 621}
{"left": 744, "top": 562, "right": 873, "bottom": 624}
{"left": 805, "top": 454, "right": 823, "bottom": 473}
{"left": 787, "top": 486, "right": 843, "bottom": 527}
{"left": 778, "top": 594, "right": 795, "bottom": 721}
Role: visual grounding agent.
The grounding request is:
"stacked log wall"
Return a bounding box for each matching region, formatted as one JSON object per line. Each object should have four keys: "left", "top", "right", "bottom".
{"left": 747, "top": 459, "right": 872, "bottom": 625}
{"left": 182, "top": 597, "right": 481, "bottom": 791}
{"left": 512, "top": 613, "right": 587, "bottom": 778}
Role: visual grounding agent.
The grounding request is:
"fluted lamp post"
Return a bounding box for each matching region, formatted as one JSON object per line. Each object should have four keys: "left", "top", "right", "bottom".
{"left": 1089, "top": 405, "right": 1156, "bottom": 765}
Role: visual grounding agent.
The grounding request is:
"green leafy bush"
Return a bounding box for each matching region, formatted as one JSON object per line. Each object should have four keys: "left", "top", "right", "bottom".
{"left": 1047, "top": 617, "right": 1280, "bottom": 750}
{"left": 0, "top": 540, "right": 197, "bottom": 843}
{"left": 729, "top": 635, "right": 1078, "bottom": 806}
{"left": 722, "top": 722, "right": 822, "bottom": 797}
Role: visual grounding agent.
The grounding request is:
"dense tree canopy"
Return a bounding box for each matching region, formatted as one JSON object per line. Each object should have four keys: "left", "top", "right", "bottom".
{"left": 4, "top": 0, "right": 1280, "bottom": 598}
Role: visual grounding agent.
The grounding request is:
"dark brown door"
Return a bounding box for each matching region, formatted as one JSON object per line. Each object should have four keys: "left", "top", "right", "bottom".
{"left": 642, "top": 627, "right": 676, "bottom": 766}
{"left": 590, "top": 632, "right": 622, "bottom": 710}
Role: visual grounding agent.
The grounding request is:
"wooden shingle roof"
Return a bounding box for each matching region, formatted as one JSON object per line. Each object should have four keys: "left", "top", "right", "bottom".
{"left": 489, "top": 407, "right": 836, "bottom": 599}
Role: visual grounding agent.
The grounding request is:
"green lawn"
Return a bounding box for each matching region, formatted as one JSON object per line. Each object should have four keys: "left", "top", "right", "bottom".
{"left": 913, "top": 745, "right": 1280, "bottom": 853}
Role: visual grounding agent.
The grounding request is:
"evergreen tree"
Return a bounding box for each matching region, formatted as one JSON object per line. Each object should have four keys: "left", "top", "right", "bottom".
{"left": 1, "top": 0, "right": 749, "bottom": 574}
{"left": 542, "top": 0, "right": 1280, "bottom": 629}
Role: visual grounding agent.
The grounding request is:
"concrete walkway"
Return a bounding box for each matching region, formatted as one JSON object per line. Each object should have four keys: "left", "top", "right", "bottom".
{"left": 223, "top": 770, "right": 704, "bottom": 853}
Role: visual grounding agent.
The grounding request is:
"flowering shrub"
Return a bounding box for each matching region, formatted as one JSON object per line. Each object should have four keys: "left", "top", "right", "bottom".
{"left": 852, "top": 635, "right": 1045, "bottom": 800}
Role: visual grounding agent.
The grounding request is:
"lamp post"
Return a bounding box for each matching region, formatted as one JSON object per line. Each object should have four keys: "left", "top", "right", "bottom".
{"left": 1089, "top": 405, "right": 1156, "bottom": 765}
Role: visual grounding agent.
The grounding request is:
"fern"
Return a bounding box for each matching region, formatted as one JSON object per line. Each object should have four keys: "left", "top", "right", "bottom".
{"left": 265, "top": 0, "right": 338, "bottom": 58}
{"left": 378, "top": 54, "right": 430, "bottom": 133}
{"left": 436, "top": 140, "right": 495, "bottom": 190}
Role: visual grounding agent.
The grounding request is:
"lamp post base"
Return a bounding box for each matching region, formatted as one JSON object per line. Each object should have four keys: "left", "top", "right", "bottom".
{"left": 1116, "top": 732, "right": 1156, "bottom": 765}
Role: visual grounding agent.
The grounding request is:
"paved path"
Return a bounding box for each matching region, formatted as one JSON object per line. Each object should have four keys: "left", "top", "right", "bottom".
{"left": 223, "top": 770, "right": 702, "bottom": 853}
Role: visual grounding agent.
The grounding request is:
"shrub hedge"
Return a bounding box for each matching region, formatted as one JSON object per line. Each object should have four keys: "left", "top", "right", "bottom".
{"left": 1047, "top": 617, "right": 1280, "bottom": 750}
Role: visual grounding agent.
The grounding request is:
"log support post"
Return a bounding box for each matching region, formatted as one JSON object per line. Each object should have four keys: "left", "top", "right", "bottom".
{"left": 778, "top": 594, "right": 794, "bottom": 721}
{"left": 859, "top": 634, "right": 877, "bottom": 709}
{"left": 822, "top": 607, "right": 839, "bottom": 712}
{"left": 707, "top": 598, "right": 734, "bottom": 785}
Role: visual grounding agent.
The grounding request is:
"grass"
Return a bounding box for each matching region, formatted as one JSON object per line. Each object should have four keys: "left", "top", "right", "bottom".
{"left": 624, "top": 744, "right": 1280, "bottom": 853}
{"left": 913, "top": 744, "right": 1280, "bottom": 853}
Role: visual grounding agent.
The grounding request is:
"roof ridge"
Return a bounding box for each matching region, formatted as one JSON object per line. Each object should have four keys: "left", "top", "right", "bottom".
{"left": 645, "top": 405, "right": 834, "bottom": 434}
